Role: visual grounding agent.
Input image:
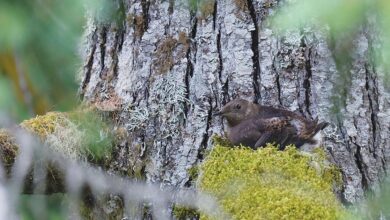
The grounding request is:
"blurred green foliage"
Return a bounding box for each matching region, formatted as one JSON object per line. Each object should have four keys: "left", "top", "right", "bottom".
{"left": 0, "top": 0, "right": 86, "bottom": 121}
{"left": 272, "top": 0, "right": 390, "bottom": 89}
{"left": 0, "top": 1, "right": 116, "bottom": 219}
{"left": 272, "top": 0, "right": 367, "bottom": 35}
{"left": 188, "top": 0, "right": 215, "bottom": 18}
{"left": 0, "top": 0, "right": 124, "bottom": 122}
{"left": 0, "top": 0, "right": 122, "bottom": 139}
{"left": 350, "top": 177, "right": 390, "bottom": 219}
{"left": 19, "top": 194, "right": 67, "bottom": 220}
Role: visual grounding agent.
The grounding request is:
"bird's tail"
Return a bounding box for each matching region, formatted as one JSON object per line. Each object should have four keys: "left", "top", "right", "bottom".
{"left": 296, "top": 121, "right": 329, "bottom": 148}
{"left": 313, "top": 121, "right": 329, "bottom": 135}
{"left": 303, "top": 119, "right": 329, "bottom": 139}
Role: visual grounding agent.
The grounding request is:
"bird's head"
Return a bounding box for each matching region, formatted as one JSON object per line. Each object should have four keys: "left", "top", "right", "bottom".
{"left": 214, "top": 98, "right": 255, "bottom": 126}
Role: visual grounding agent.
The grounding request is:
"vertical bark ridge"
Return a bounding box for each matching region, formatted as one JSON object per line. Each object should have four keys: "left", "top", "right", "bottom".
{"left": 217, "top": 1, "right": 256, "bottom": 100}
{"left": 80, "top": 27, "right": 98, "bottom": 99}
{"left": 198, "top": 98, "right": 213, "bottom": 161}
{"left": 365, "top": 20, "right": 390, "bottom": 173}
{"left": 365, "top": 66, "right": 377, "bottom": 151}
{"left": 99, "top": 26, "right": 108, "bottom": 74}
{"left": 212, "top": 0, "right": 217, "bottom": 30}
{"left": 354, "top": 142, "right": 369, "bottom": 190}
{"left": 275, "top": 67, "right": 282, "bottom": 105}
{"left": 140, "top": 0, "right": 150, "bottom": 39}
{"left": 111, "top": 29, "right": 123, "bottom": 80}
{"left": 301, "top": 36, "right": 313, "bottom": 117}
{"left": 83, "top": 25, "right": 108, "bottom": 100}
{"left": 217, "top": 31, "right": 227, "bottom": 103}
{"left": 247, "top": 0, "right": 261, "bottom": 103}
{"left": 184, "top": 13, "right": 198, "bottom": 117}
{"left": 258, "top": 29, "right": 279, "bottom": 105}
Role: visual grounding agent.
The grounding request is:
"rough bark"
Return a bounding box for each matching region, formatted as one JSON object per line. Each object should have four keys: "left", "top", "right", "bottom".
{"left": 79, "top": 0, "right": 390, "bottom": 204}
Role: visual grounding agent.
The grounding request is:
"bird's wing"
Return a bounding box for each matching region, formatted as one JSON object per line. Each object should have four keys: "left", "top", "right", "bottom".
{"left": 258, "top": 106, "right": 309, "bottom": 123}
{"left": 260, "top": 116, "right": 290, "bottom": 131}
{"left": 251, "top": 117, "right": 296, "bottom": 149}
{"left": 253, "top": 130, "right": 292, "bottom": 149}
{"left": 254, "top": 131, "right": 274, "bottom": 148}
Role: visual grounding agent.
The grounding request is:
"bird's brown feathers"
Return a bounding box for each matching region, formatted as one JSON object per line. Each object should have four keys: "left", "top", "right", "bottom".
{"left": 217, "top": 98, "right": 329, "bottom": 150}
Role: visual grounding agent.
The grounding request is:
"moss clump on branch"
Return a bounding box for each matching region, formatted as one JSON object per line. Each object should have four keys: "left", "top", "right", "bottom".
{"left": 20, "top": 111, "right": 113, "bottom": 162}
{"left": 21, "top": 112, "right": 66, "bottom": 139}
{"left": 197, "top": 136, "right": 346, "bottom": 220}
{"left": 0, "top": 129, "right": 18, "bottom": 174}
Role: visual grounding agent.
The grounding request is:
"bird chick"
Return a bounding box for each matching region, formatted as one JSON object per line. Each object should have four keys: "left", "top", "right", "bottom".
{"left": 215, "top": 98, "right": 329, "bottom": 150}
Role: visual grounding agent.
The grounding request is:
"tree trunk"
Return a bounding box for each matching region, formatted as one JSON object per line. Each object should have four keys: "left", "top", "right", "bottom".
{"left": 79, "top": 0, "right": 390, "bottom": 204}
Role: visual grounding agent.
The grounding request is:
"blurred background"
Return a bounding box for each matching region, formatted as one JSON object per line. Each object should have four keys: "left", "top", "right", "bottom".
{"left": 0, "top": 0, "right": 86, "bottom": 121}
{"left": 0, "top": 0, "right": 117, "bottom": 122}
{"left": 0, "top": 1, "right": 109, "bottom": 219}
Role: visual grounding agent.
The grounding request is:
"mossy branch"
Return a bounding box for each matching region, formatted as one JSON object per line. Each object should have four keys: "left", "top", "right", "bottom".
{"left": 0, "top": 111, "right": 114, "bottom": 194}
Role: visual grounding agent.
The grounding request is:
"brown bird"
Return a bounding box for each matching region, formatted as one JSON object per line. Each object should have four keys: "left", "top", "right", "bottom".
{"left": 215, "top": 98, "right": 329, "bottom": 150}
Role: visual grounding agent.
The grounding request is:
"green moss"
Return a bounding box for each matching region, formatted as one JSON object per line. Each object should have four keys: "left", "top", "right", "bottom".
{"left": 20, "top": 112, "right": 66, "bottom": 139}
{"left": 173, "top": 205, "right": 200, "bottom": 220}
{"left": 198, "top": 138, "right": 347, "bottom": 220}
{"left": 68, "top": 110, "right": 114, "bottom": 162}
{"left": 188, "top": 166, "right": 199, "bottom": 181}
{"left": 0, "top": 129, "right": 18, "bottom": 174}
{"left": 211, "top": 135, "right": 235, "bottom": 148}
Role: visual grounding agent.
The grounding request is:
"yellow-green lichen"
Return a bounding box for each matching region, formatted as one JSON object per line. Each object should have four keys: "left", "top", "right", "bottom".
{"left": 198, "top": 137, "right": 346, "bottom": 220}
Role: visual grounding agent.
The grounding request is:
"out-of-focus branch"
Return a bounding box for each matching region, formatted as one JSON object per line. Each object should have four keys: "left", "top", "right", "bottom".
{"left": 0, "top": 110, "right": 113, "bottom": 194}
{"left": 0, "top": 129, "right": 66, "bottom": 194}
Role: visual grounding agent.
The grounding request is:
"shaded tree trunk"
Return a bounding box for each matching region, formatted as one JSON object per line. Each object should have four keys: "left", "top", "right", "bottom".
{"left": 79, "top": 0, "right": 390, "bottom": 204}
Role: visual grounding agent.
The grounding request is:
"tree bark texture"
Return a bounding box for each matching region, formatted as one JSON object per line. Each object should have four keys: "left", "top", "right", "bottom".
{"left": 79, "top": 0, "right": 390, "bottom": 204}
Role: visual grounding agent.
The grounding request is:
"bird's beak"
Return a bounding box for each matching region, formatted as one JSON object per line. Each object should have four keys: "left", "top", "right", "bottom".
{"left": 213, "top": 110, "right": 223, "bottom": 116}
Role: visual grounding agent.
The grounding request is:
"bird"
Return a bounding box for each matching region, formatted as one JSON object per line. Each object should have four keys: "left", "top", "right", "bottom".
{"left": 214, "top": 98, "right": 329, "bottom": 150}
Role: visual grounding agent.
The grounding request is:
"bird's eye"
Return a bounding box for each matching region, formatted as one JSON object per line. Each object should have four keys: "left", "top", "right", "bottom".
{"left": 235, "top": 104, "right": 241, "bottom": 110}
